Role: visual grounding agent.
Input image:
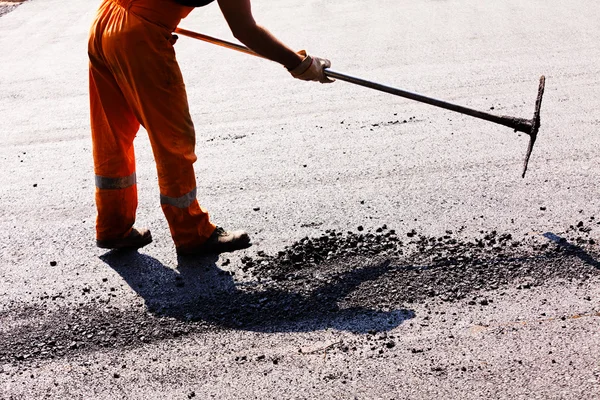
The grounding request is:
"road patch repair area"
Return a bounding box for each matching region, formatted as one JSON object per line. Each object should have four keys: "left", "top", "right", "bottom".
{"left": 1, "top": 0, "right": 600, "bottom": 398}
{"left": 2, "top": 224, "right": 599, "bottom": 348}
{"left": 2, "top": 223, "right": 600, "bottom": 398}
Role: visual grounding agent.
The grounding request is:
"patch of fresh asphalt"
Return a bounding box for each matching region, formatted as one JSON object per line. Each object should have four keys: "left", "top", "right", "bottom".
{"left": 1, "top": 258, "right": 599, "bottom": 398}
{"left": 1, "top": 0, "right": 600, "bottom": 398}
{"left": 2, "top": 223, "right": 599, "bottom": 398}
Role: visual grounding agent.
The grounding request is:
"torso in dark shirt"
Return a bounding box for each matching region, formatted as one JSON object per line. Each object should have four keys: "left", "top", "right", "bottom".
{"left": 172, "top": 0, "right": 215, "bottom": 7}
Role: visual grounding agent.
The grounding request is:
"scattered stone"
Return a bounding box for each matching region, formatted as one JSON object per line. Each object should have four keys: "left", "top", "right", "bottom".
{"left": 2, "top": 219, "right": 598, "bottom": 366}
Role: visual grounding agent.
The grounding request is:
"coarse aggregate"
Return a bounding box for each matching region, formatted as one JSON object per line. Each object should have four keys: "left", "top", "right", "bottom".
{"left": 1, "top": 218, "right": 598, "bottom": 369}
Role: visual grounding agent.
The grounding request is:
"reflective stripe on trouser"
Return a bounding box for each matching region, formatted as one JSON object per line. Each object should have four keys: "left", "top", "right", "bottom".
{"left": 88, "top": 0, "right": 214, "bottom": 246}
{"left": 94, "top": 173, "right": 138, "bottom": 241}
{"left": 96, "top": 173, "right": 136, "bottom": 190}
{"left": 160, "top": 187, "right": 214, "bottom": 248}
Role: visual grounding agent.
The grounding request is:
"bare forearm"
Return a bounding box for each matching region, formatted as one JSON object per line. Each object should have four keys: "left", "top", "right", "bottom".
{"left": 217, "top": 0, "right": 302, "bottom": 70}
{"left": 216, "top": 0, "right": 332, "bottom": 82}
{"left": 233, "top": 25, "right": 302, "bottom": 70}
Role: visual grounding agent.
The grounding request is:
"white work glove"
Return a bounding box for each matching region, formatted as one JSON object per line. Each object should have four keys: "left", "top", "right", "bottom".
{"left": 288, "top": 50, "right": 334, "bottom": 84}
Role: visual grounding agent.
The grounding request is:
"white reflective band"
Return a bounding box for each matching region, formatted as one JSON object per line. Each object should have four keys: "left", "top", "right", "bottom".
{"left": 95, "top": 172, "right": 136, "bottom": 190}
{"left": 160, "top": 187, "right": 197, "bottom": 209}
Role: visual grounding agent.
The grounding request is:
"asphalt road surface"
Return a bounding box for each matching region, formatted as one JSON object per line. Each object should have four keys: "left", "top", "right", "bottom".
{"left": 1, "top": 0, "right": 599, "bottom": 399}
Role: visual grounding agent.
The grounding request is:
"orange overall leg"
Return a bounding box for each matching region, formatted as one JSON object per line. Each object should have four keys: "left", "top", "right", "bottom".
{"left": 89, "top": 8, "right": 140, "bottom": 242}
{"left": 89, "top": 0, "right": 215, "bottom": 248}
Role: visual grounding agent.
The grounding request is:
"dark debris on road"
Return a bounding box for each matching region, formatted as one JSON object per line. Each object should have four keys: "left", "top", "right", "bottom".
{"left": 1, "top": 218, "right": 598, "bottom": 368}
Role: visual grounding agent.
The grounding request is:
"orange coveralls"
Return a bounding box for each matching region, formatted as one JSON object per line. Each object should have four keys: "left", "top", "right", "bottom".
{"left": 88, "top": 0, "right": 216, "bottom": 249}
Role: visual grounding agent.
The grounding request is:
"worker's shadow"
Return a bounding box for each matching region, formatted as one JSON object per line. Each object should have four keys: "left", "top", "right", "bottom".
{"left": 100, "top": 251, "right": 414, "bottom": 334}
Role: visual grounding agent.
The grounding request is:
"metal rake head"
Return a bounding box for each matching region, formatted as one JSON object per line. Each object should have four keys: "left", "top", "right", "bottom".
{"left": 521, "top": 75, "right": 546, "bottom": 178}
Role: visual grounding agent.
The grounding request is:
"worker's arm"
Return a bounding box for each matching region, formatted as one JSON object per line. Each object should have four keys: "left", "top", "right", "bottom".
{"left": 217, "top": 0, "right": 333, "bottom": 83}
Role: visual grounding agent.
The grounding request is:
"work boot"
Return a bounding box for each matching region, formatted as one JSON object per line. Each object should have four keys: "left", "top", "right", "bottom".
{"left": 177, "top": 227, "right": 251, "bottom": 256}
{"left": 96, "top": 227, "right": 152, "bottom": 250}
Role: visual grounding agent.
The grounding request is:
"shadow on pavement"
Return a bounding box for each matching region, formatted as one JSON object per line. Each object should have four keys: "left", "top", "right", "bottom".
{"left": 543, "top": 232, "right": 600, "bottom": 269}
{"left": 100, "top": 251, "right": 415, "bottom": 334}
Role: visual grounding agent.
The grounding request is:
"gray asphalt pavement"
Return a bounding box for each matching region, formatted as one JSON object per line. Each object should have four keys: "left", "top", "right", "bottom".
{"left": 1, "top": 0, "right": 599, "bottom": 399}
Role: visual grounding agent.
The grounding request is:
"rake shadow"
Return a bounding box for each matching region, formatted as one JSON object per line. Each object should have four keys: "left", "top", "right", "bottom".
{"left": 543, "top": 232, "right": 600, "bottom": 269}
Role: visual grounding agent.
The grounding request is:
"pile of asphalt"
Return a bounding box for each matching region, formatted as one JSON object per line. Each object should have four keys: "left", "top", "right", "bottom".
{"left": 244, "top": 221, "right": 598, "bottom": 307}
{"left": 1, "top": 218, "right": 598, "bottom": 368}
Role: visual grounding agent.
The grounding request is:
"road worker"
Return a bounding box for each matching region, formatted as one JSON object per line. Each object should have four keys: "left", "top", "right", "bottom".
{"left": 88, "top": 0, "right": 333, "bottom": 254}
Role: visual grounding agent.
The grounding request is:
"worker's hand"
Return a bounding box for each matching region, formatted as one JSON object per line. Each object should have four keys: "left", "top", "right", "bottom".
{"left": 169, "top": 34, "right": 179, "bottom": 45}
{"left": 288, "top": 50, "right": 334, "bottom": 84}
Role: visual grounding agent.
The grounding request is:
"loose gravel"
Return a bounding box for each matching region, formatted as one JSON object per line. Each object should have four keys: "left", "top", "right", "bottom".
{"left": 1, "top": 218, "right": 598, "bottom": 369}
